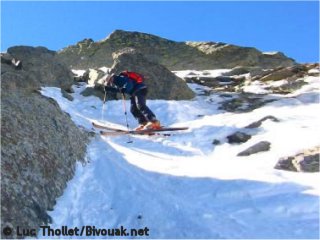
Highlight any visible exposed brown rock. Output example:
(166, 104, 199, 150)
(275, 146, 320, 172)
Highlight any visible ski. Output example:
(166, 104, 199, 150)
(93, 122, 188, 136)
(92, 122, 127, 132)
(99, 131, 172, 137)
(99, 127, 189, 136)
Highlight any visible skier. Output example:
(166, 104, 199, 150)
(104, 71, 161, 130)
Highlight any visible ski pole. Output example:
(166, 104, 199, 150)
(103, 87, 107, 104)
(121, 93, 133, 143)
(101, 84, 109, 121)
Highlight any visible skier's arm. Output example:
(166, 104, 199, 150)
(122, 81, 134, 93)
(104, 86, 119, 93)
(105, 81, 133, 94)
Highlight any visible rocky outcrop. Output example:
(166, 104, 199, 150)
(108, 48, 195, 100)
(1, 46, 89, 239)
(275, 146, 320, 172)
(178, 63, 317, 95)
(237, 141, 271, 156)
(218, 94, 276, 113)
(185, 75, 246, 90)
(245, 116, 280, 129)
(246, 64, 317, 94)
(257, 65, 308, 82)
(221, 66, 264, 77)
(57, 30, 296, 70)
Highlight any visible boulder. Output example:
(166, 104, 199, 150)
(109, 48, 195, 100)
(212, 139, 221, 145)
(275, 146, 320, 172)
(227, 131, 252, 144)
(4, 46, 74, 91)
(237, 141, 271, 156)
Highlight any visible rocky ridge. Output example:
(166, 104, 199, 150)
(57, 30, 295, 70)
(181, 63, 319, 95)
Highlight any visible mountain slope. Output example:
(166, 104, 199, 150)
(38, 69, 319, 238)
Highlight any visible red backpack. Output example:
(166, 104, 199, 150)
(120, 71, 144, 84)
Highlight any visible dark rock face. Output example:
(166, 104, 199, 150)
(56, 30, 296, 70)
(1, 46, 89, 239)
(275, 146, 320, 172)
(237, 141, 271, 156)
(109, 48, 195, 100)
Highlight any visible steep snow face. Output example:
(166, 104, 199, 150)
(39, 71, 319, 239)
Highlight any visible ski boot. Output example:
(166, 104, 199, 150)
(135, 122, 147, 131)
(144, 120, 161, 130)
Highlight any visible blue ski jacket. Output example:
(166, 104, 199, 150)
(105, 75, 146, 95)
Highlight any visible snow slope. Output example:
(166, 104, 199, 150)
(39, 71, 320, 239)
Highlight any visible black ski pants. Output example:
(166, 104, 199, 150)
(130, 88, 156, 124)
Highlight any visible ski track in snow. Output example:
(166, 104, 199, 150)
(39, 72, 320, 239)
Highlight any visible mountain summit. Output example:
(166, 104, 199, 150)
(57, 30, 295, 70)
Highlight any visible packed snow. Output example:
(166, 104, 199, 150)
(263, 51, 279, 55)
(39, 70, 319, 239)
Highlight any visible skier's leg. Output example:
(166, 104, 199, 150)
(135, 89, 160, 129)
(130, 96, 148, 125)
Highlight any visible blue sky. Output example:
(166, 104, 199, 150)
(1, 1, 319, 63)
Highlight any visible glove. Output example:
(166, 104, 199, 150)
(104, 86, 115, 92)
